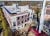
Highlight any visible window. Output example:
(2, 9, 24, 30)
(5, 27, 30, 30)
(22, 16, 23, 18)
(25, 24, 26, 26)
(46, 10, 50, 15)
(44, 20, 50, 27)
(27, 18, 29, 20)
(21, 21, 23, 23)
(17, 17, 20, 20)
(25, 20, 26, 22)
(13, 22, 16, 26)
(25, 15, 27, 17)
(17, 21, 20, 25)
(46, 24, 49, 27)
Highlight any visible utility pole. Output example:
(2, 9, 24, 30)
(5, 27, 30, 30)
(39, 0, 46, 33)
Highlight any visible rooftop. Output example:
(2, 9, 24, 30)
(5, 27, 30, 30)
(2, 4, 30, 14)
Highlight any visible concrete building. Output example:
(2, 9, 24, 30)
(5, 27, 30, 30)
(2, 4, 34, 31)
(43, 5, 50, 35)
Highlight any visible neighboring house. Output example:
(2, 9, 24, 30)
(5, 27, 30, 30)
(2, 4, 34, 31)
(43, 5, 50, 35)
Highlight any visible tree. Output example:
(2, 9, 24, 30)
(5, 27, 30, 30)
(0, 8, 12, 36)
(0, 8, 3, 33)
(34, 7, 41, 30)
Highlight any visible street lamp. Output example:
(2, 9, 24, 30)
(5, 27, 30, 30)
(39, 0, 46, 33)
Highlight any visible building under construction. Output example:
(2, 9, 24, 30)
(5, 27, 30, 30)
(0, 0, 50, 36)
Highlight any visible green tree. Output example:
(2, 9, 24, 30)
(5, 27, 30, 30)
(34, 7, 41, 30)
(0, 8, 12, 36)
